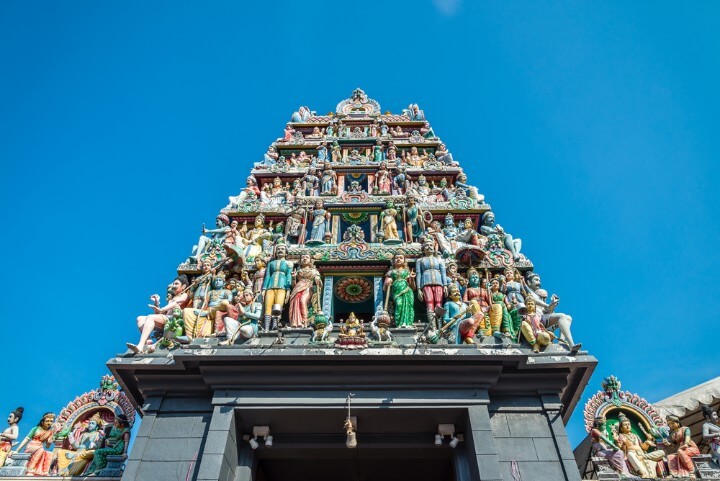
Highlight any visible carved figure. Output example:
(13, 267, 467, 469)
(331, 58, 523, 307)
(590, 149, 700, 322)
(403, 103, 425, 121)
(387, 141, 397, 161)
(374, 162, 392, 195)
(372, 140, 384, 161)
(379, 200, 400, 242)
(480, 212, 522, 261)
(440, 285, 468, 343)
(262, 243, 293, 331)
(16, 412, 55, 476)
(665, 414, 701, 477)
(290, 106, 312, 123)
(285, 208, 305, 244)
(502, 267, 524, 306)
(228, 176, 260, 208)
(416, 241, 448, 329)
(263, 145, 279, 165)
(192, 214, 230, 262)
(702, 405, 720, 465)
(127, 274, 190, 354)
(84, 415, 131, 476)
(434, 143, 456, 165)
(615, 413, 665, 478)
(53, 414, 104, 476)
(590, 416, 631, 476)
(0, 407, 22, 468)
(288, 254, 322, 328)
(405, 195, 425, 242)
(370, 310, 392, 342)
(243, 214, 271, 263)
(488, 277, 516, 339)
(524, 272, 580, 352)
(317, 143, 328, 161)
(222, 288, 262, 345)
(310, 311, 333, 343)
(384, 253, 416, 328)
(309, 200, 331, 244)
(519, 295, 554, 352)
(331, 141, 342, 162)
(283, 124, 294, 141)
(321, 167, 337, 195)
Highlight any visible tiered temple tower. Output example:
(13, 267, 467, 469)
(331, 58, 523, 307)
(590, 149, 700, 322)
(110, 90, 597, 481)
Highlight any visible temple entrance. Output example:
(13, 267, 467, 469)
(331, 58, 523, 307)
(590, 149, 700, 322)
(255, 447, 455, 481)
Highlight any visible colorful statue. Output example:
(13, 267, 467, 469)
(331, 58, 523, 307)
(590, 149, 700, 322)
(53, 414, 104, 476)
(370, 310, 392, 342)
(665, 414, 701, 478)
(384, 253, 415, 328)
(228, 176, 260, 208)
(321, 167, 337, 195)
(488, 277, 516, 339)
(283, 124, 294, 141)
(243, 214, 271, 263)
(331, 140, 342, 162)
(372, 140, 384, 161)
(192, 214, 230, 262)
(183, 272, 233, 338)
(403, 103, 425, 121)
(84, 415, 131, 476)
(524, 272, 580, 352)
(302, 169, 320, 196)
(317, 142, 328, 161)
(615, 412, 665, 478)
(127, 274, 190, 354)
(288, 254, 322, 328)
(374, 162, 392, 195)
(590, 416, 631, 476)
(421, 122, 436, 139)
(16, 412, 55, 476)
(310, 311, 333, 343)
(479, 212, 522, 261)
(519, 295, 554, 353)
(456, 217, 481, 247)
(290, 105, 312, 123)
(308, 200, 331, 244)
(0, 407, 22, 468)
(463, 268, 490, 335)
(379, 200, 400, 242)
(502, 267, 524, 306)
(440, 284, 469, 343)
(434, 143, 456, 165)
(387, 141, 397, 161)
(415, 241, 448, 329)
(284, 208, 305, 244)
(262, 242, 293, 331)
(702, 405, 720, 465)
(263, 145, 279, 165)
(222, 288, 262, 345)
(404, 195, 424, 242)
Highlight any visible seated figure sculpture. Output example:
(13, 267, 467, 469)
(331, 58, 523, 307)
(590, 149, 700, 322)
(523, 272, 581, 352)
(191, 214, 230, 262)
(479, 211, 521, 261)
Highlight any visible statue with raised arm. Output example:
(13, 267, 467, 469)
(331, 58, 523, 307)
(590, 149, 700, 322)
(523, 272, 581, 352)
(480, 211, 522, 261)
(228, 176, 260, 209)
(53, 414, 105, 476)
(590, 416, 631, 477)
(221, 288, 262, 345)
(15, 412, 55, 476)
(191, 214, 230, 262)
(127, 274, 190, 354)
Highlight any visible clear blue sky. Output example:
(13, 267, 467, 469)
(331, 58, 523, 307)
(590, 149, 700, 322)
(1, 0, 719, 447)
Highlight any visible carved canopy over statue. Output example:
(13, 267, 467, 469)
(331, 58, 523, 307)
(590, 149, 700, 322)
(335, 88, 381, 116)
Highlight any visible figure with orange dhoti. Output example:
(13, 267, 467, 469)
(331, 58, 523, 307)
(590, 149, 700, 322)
(415, 241, 448, 330)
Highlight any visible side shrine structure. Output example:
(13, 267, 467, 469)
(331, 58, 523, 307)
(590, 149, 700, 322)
(108, 90, 598, 481)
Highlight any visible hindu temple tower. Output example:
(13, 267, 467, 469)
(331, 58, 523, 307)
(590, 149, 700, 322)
(109, 90, 597, 481)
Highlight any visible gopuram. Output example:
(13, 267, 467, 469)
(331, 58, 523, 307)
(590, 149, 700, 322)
(105, 89, 597, 481)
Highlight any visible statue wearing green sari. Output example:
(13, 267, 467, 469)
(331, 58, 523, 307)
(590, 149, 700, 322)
(384, 253, 416, 328)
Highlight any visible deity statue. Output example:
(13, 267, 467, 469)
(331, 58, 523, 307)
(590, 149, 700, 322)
(404, 146, 427, 167)
(374, 162, 392, 195)
(307, 127, 323, 139)
(523, 272, 580, 352)
(403, 103, 425, 121)
(243, 214, 271, 263)
(412, 174, 432, 202)
(370, 309, 392, 342)
(222, 288, 262, 345)
(127, 274, 190, 354)
(480, 212, 522, 261)
(310, 311, 333, 343)
(440, 284, 469, 343)
(456, 217, 482, 247)
(665, 414, 701, 478)
(53, 414, 104, 476)
(404, 195, 425, 242)
(384, 253, 416, 328)
(283, 124, 294, 141)
(386, 141, 397, 161)
(183, 272, 233, 339)
(391, 125, 408, 138)
(463, 268, 490, 333)
(308, 200, 331, 245)
(369, 121, 378, 138)
(434, 143, 456, 165)
(331, 141, 342, 162)
(288, 254, 322, 328)
(379, 200, 400, 243)
(84, 415, 131, 476)
(590, 416, 631, 477)
(416, 241, 448, 329)
(191, 214, 230, 262)
(372, 140, 384, 162)
(393, 165, 409, 194)
(262, 242, 293, 331)
(502, 267, 524, 306)
(421, 122, 436, 139)
(426, 220, 453, 257)
(263, 177, 293, 206)
(701, 405, 720, 465)
(455, 171, 482, 202)
(302, 169, 320, 196)
(284, 208, 305, 244)
(297, 151, 309, 165)
(615, 413, 666, 478)
(15, 412, 55, 476)
(337, 312, 367, 347)
(446, 260, 467, 296)
(519, 295, 554, 353)
(348, 148, 364, 164)
(0, 407, 22, 468)
(379, 120, 389, 137)
(251, 256, 267, 295)
(228, 176, 260, 209)
(317, 142, 328, 161)
(488, 277, 517, 339)
(290, 105, 312, 123)
(263, 145, 279, 165)
(442, 213, 459, 251)
(321, 167, 337, 195)
(348, 181, 363, 194)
